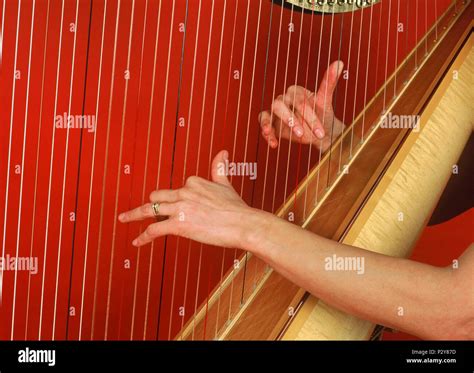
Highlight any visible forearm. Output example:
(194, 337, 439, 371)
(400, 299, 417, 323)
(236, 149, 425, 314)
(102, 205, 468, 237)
(241, 209, 456, 339)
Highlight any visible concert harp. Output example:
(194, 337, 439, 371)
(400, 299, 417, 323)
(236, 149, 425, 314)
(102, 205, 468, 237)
(0, 0, 472, 341)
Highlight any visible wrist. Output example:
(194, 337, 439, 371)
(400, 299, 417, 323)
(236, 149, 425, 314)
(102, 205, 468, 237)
(237, 208, 274, 253)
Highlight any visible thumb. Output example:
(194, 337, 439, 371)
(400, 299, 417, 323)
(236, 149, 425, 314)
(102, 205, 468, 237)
(211, 150, 232, 186)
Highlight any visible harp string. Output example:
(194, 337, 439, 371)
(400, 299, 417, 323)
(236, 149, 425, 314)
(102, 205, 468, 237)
(314, 6, 336, 207)
(142, 1, 164, 340)
(166, 0, 203, 341)
(236, 0, 265, 308)
(224, 0, 252, 332)
(247, 0, 275, 299)
(79, 0, 108, 341)
(282, 3, 306, 206)
(52, 0, 80, 340)
(11, 0, 36, 340)
(104, 0, 136, 340)
(125, 0, 150, 340)
(337, 1, 357, 176)
(349, 4, 364, 157)
(189, 0, 218, 341)
(382, 0, 392, 114)
(302, 7, 326, 217)
(361, 3, 375, 139)
(25, 0, 51, 341)
(393, 0, 401, 99)
(155, 0, 189, 340)
(270, 2, 295, 214)
(325, 11, 345, 189)
(199, 0, 228, 339)
(415, 0, 419, 69)
(213, 0, 239, 341)
(0, 0, 21, 331)
(92, 0, 122, 339)
(38, 0, 65, 340)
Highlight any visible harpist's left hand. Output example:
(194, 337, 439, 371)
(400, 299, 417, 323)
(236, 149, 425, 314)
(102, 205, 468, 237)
(119, 150, 262, 249)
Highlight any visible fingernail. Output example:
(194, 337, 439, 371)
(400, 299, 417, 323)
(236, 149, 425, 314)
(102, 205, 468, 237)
(315, 129, 325, 139)
(118, 213, 125, 222)
(223, 150, 229, 160)
(294, 127, 303, 137)
(132, 239, 138, 247)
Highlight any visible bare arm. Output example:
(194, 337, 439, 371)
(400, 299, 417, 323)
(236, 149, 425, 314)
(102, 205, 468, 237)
(243, 209, 474, 340)
(119, 150, 474, 340)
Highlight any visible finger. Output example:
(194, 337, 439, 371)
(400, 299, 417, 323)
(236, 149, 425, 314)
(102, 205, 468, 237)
(211, 150, 232, 186)
(316, 60, 344, 108)
(287, 85, 313, 98)
(258, 111, 273, 136)
(271, 98, 304, 138)
(132, 219, 177, 247)
(284, 91, 325, 139)
(119, 202, 177, 223)
(262, 126, 278, 148)
(149, 189, 180, 203)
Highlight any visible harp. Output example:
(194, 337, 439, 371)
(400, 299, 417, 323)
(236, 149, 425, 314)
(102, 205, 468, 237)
(0, 0, 472, 341)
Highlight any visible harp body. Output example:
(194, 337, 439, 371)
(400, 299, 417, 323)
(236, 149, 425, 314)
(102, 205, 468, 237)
(0, 0, 471, 341)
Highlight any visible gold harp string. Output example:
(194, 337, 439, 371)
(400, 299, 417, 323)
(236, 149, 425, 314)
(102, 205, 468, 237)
(11, 0, 36, 340)
(91, 0, 122, 339)
(38, 0, 65, 340)
(224, 0, 263, 311)
(282, 2, 306, 206)
(168, 0, 204, 341)
(25, 0, 51, 340)
(325, 12, 346, 189)
(337, 1, 357, 176)
(393, 0, 401, 104)
(270, 2, 296, 214)
(79, 0, 108, 341)
(189, 0, 218, 341)
(104, 0, 137, 340)
(302, 7, 326, 218)
(224, 0, 251, 331)
(361, 2, 375, 138)
(197, 0, 228, 339)
(0, 0, 21, 315)
(313, 5, 336, 207)
(141, 0, 164, 340)
(249, 0, 277, 296)
(213, 0, 240, 341)
(155, 0, 189, 340)
(125, 0, 151, 340)
(348, 3, 365, 152)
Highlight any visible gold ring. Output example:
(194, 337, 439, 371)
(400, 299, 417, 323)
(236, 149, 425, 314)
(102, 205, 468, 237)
(151, 202, 160, 217)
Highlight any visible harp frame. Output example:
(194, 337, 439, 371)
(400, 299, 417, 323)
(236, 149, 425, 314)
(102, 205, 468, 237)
(176, 0, 473, 341)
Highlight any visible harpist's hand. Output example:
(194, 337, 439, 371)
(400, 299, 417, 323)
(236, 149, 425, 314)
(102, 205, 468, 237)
(119, 150, 261, 249)
(259, 60, 345, 153)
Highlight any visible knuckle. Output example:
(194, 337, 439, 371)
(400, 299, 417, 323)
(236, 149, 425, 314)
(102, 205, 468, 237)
(141, 203, 151, 214)
(185, 176, 200, 187)
(146, 225, 156, 236)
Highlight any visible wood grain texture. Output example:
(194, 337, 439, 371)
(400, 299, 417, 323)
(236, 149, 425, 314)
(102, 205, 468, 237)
(283, 35, 474, 340)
